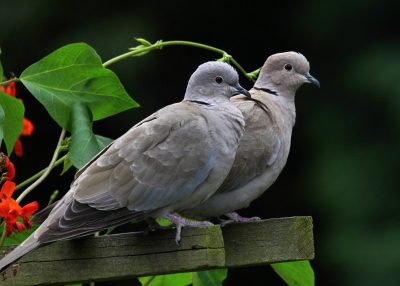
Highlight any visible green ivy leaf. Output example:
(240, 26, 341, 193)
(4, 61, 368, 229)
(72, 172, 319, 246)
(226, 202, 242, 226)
(61, 153, 74, 175)
(20, 43, 139, 130)
(138, 273, 192, 286)
(68, 103, 113, 169)
(0, 91, 25, 154)
(138, 269, 228, 286)
(271, 260, 315, 286)
(192, 269, 227, 286)
(95, 134, 113, 148)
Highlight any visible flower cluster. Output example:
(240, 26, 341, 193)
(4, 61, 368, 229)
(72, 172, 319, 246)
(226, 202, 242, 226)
(0, 79, 34, 157)
(0, 153, 38, 236)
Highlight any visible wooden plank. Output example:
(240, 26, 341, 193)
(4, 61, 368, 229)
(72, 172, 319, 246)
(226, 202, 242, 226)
(0, 226, 225, 285)
(0, 216, 314, 285)
(223, 216, 314, 267)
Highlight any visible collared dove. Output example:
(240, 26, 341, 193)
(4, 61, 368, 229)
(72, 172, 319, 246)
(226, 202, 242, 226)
(0, 61, 251, 272)
(182, 52, 319, 223)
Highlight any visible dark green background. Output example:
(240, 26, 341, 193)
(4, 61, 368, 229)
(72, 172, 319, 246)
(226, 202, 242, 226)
(1, 1, 399, 285)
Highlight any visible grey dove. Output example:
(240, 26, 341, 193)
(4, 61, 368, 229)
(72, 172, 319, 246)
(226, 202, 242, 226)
(182, 52, 319, 222)
(0, 61, 250, 272)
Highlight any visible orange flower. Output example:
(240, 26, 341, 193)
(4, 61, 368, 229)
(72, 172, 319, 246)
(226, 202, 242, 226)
(0, 181, 39, 236)
(0, 153, 15, 181)
(0, 78, 34, 157)
(14, 118, 35, 156)
(21, 118, 34, 136)
(0, 181, 14, 200)
(13, 140, 23, 158)
(0, 80, 16, 97)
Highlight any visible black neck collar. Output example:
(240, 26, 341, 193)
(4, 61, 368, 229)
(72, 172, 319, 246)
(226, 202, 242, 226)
(186, 100, 212, 106)
(253, 86, 279, 96)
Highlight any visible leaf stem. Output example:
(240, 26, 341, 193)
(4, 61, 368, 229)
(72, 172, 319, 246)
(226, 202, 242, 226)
(103, 40, 257, 82)
(103, 41, 223, 67)
(0, 223, 6, 247)
(229, 57, 249, 80)
(15, 155, 67, 192)
(0, 77, 20, 85)
(16, 129, 66, 203)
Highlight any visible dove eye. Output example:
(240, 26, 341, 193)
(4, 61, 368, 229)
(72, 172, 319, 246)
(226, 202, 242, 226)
(284, 64, 293, 71)
(215, 76, 223, 84)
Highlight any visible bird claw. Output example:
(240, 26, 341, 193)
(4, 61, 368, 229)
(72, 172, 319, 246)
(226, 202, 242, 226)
(219, 212, 261, 227)
(166, 213, 213, 246)
(175, 224, 182, 246)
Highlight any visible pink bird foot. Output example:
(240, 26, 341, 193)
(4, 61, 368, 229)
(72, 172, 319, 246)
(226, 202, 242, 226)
(219, 212, 261, 227)
(166, 213, 213, 246)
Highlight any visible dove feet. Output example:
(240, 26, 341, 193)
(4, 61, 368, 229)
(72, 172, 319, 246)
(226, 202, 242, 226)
(219, 212, 261, 227)
(166, 213, 213, 246)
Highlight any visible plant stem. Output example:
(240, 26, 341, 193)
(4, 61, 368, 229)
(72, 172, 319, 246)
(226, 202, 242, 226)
(102, 40, 256, 81)
(0, 223, 6, 247)
(16, 129, 66, 203)
(47, 190, 59, 205)
(103, 41, 223, 67)
(229, 57, 249, 80)
(0, 77, 20, 85)
(15, 155, 67, 192)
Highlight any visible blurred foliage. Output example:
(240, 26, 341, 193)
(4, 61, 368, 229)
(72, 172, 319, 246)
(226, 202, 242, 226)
(272, 261, 314, 286)
(302, 42, 400, 286)
(138, 273, 192, 286)
(138, 269, 227, 286)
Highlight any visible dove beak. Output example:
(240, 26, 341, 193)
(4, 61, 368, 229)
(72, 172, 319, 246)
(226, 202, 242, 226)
(304, 73, 320, 87)
(233, 84, 252, 97)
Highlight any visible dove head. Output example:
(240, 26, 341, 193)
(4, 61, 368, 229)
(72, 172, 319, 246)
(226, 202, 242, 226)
(185, 61, 251, 103)
(254, 52, 319, 98)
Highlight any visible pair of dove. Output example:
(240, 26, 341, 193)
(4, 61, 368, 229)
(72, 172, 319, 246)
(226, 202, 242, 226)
(0, 52, 319, 272)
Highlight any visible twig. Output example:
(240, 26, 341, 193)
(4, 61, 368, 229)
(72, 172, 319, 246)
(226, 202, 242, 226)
(16, 129, 66, 203)
(15, 155, 67, 192)
(0, 78, 20, 86)
(102, 39, 258, 82)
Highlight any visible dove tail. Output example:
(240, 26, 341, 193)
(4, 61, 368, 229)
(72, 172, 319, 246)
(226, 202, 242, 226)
(0, 235, 41, 273)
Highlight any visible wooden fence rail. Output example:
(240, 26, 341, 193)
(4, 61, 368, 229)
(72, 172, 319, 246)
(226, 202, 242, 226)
(0, 216, 314, 285)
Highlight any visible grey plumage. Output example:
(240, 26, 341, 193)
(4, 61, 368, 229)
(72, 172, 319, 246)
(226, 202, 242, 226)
(0, 61, 250, 272)
(182, 52, 319, 220)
